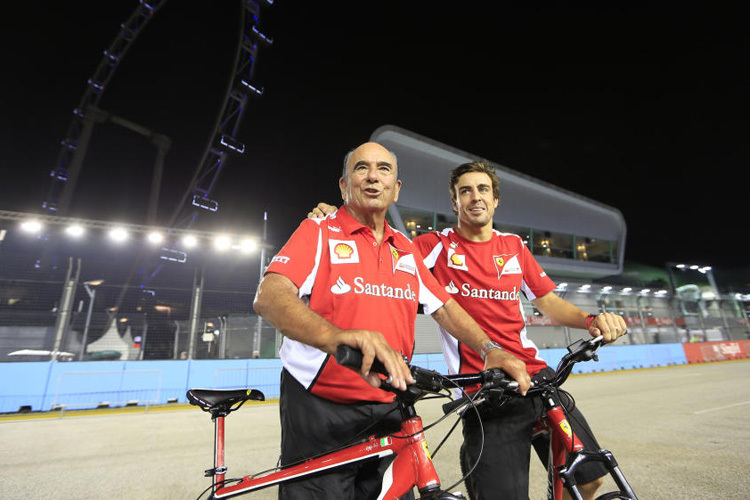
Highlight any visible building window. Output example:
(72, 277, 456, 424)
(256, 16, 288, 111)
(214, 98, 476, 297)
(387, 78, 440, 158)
(395, 205, 617, 265)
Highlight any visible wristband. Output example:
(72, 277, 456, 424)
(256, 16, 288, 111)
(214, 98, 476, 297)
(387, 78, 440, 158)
(480, 340, 503, 361)
(585, 314, 597, 329)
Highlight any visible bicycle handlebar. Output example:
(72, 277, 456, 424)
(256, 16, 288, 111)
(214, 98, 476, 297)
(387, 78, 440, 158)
(440, 336, 606, 414)
(335, 336, 604, 415)
(334, 345, 516, 405)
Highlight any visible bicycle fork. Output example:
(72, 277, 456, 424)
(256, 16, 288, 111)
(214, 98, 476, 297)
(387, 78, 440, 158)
(542, 394, 638, 500)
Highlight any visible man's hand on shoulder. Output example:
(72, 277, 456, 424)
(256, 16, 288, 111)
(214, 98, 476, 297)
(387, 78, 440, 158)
(307, 202, 337, 219)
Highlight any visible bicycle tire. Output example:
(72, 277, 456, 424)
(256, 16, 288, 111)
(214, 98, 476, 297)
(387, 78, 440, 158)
(595, 492, 629, 500)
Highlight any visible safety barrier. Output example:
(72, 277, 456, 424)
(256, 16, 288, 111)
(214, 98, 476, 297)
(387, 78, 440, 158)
(1, 342, 748, 414)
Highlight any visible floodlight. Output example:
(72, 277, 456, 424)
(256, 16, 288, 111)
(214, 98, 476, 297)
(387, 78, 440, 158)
(214, 236, 231, 251)
(65, 225, 85, 237)
(147, 232, 163, 244)
(109, 228, 128, 242)
(239, 239, 258, 253)
(20, 220, 42, 233)
(181, 235, 197, 248)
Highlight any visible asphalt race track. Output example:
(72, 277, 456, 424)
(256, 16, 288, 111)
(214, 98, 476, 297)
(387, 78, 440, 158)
(2, 360, 749, 499)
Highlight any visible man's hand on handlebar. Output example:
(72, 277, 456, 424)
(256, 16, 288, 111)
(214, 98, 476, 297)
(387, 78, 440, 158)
(483, 348, 530, 396)
(333, 329, 414, 391)
(307, 202, 337, 219)
(587, 312, 628, 344)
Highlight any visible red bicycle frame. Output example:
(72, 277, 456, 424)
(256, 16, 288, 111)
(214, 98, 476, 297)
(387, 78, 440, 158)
(207, 412, 441, 499)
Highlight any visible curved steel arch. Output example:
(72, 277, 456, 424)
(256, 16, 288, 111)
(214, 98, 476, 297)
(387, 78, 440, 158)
(42, 0, 273, 231)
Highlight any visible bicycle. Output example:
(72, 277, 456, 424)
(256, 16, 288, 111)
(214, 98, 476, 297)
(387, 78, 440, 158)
(186, 347, 517, 499)
(443, 336, 638, 500)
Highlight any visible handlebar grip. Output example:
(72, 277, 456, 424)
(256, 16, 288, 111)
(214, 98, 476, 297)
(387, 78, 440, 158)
(335, 345, 389, 376)
(442, 396, 470, 415)
(441, 370, 519, 415)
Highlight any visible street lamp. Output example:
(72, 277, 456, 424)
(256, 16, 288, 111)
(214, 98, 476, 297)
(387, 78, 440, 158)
(79, 279, 104, 361)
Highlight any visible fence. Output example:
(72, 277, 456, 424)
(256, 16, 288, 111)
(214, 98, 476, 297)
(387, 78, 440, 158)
(1, 211, 749, 365)
(51, 369, 162, 413)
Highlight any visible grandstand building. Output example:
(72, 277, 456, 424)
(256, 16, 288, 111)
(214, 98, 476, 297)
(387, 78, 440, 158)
(372, 124, 625, 281)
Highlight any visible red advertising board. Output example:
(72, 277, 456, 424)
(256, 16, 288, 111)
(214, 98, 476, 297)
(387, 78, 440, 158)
(682, 340, 750, 363)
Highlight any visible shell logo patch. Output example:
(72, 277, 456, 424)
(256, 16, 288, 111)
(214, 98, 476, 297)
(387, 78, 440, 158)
(335, 243, 354, 258)
(447, 248, 468, 271)
(329, 239, 360, 264)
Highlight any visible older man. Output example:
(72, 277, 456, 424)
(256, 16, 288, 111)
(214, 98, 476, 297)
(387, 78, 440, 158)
(254, 143, 526, 500)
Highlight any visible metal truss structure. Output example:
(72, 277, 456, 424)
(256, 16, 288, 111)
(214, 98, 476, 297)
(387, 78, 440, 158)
(42, 0, 274, 233)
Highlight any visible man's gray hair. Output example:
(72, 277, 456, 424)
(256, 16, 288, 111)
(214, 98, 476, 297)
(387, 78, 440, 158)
(342, 148, 399, 179)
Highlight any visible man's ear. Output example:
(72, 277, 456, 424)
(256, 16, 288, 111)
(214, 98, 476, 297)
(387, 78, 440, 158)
(339, 177, 348, 202)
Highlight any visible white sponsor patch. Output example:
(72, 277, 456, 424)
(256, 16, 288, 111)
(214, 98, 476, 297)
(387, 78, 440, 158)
(447, 248, 469, 271)
(329, 239, 359, 264)
(498, 255, 522, 276)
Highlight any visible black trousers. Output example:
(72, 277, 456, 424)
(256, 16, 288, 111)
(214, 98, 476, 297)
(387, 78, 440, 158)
(460, 367, 607, 500)
(278, 369, 415, 500)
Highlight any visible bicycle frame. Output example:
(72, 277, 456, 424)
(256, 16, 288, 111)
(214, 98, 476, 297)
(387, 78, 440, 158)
(205, 407, 441, 499)
(187, 354, 486, 500)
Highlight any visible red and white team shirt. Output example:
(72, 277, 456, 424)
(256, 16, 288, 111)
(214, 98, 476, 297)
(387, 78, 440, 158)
(265, 206, 451, 404)
(413, 228, 557, 378)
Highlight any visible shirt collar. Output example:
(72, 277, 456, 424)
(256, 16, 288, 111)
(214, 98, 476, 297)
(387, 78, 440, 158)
(336, 205, 396, 243)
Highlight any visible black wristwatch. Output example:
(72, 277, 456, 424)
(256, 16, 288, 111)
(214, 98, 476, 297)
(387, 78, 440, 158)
(480, 340, 503, 361)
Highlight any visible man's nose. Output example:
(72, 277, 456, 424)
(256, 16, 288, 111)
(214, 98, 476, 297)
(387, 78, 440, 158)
(366, 166, 379, 180)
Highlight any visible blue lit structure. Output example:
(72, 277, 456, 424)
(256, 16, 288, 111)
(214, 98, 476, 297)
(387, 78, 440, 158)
(42, 0, 274, 234)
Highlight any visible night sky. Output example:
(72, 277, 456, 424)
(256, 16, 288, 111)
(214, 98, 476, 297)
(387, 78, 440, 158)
(2, 2, 747, 273)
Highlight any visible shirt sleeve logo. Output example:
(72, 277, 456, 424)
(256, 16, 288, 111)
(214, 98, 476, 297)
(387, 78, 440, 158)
(271, 255, 290, 264)
(329, 239, 360, 264)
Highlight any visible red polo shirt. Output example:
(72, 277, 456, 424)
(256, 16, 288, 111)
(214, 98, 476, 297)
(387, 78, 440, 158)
(265, 206, 451, 403)
(414, 228, 557, 377)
